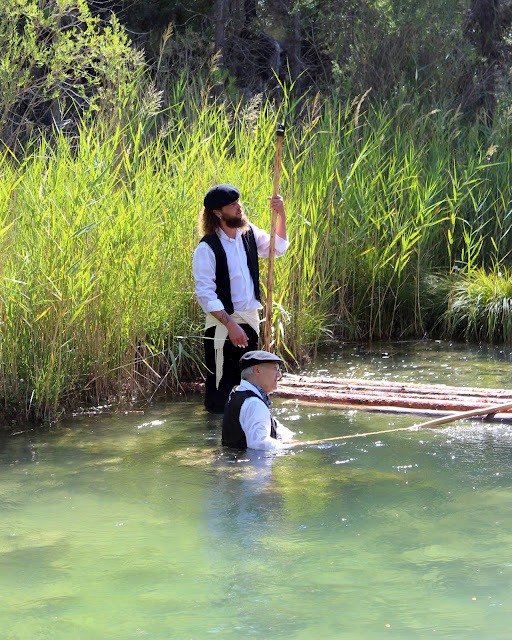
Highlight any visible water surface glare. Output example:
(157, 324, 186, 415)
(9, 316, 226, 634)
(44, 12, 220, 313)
(2, 342, 512, 639)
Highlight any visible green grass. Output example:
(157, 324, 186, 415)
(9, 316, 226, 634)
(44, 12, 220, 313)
(1, 84, 511, 423)
(436, 268, 512, 343)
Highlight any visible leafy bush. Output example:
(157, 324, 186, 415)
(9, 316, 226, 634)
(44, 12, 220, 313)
(0, 0, 143, 147)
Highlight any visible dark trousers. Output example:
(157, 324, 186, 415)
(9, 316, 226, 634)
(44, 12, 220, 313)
(203, 323, 259, 413)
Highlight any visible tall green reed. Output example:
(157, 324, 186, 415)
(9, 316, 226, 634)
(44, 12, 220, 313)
(1, 82, 511, 423)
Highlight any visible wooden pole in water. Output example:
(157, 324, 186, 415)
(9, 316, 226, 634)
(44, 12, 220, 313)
(293, 399, 512, 446)
(410, 399, 512, 429)
(263, 122, 285, 352)
(294, 425, 425, 446)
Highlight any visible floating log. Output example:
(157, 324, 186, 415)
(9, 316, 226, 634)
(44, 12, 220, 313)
(276, 374, 512, 421)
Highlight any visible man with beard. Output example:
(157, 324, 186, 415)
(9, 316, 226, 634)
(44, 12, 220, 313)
(192, 184, 289, 413)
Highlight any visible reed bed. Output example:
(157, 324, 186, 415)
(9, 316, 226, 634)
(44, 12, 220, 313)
(1, 85, 511, 423)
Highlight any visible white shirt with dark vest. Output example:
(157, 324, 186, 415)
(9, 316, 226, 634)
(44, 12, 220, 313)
(227, 380, 295, 450)
(192, 223, 289, 314)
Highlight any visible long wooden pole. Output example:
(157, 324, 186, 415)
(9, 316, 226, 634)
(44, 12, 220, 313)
(293, 399, 512, 446)
(410, 399, 512, 429)
(263, 122, 285, 352)
(295, 425, 428, 446)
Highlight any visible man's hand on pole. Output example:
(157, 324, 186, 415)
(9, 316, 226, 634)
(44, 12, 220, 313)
(268, 194, 285, 215)
(268, 194, 287, 240)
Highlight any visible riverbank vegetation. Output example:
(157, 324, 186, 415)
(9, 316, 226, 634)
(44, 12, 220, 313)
(1, 0, 512, 424)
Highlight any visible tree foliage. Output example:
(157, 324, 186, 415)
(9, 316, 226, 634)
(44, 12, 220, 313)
(0, 0, 143, 147)
(1, 0, 511, 146)
(110, 0, 512, 121)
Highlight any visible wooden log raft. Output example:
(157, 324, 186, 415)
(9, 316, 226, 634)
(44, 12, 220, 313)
(276, 374, 512, 420)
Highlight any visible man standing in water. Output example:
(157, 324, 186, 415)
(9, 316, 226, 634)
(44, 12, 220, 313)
(193, 184, 289, 413)
(222, 350, 297, 450)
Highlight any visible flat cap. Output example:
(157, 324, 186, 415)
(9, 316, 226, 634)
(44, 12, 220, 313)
(239, 350, 284, 371)
(203, 184, 240, 209)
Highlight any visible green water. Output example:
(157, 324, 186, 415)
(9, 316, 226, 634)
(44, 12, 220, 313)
(2, 341, 512, 639)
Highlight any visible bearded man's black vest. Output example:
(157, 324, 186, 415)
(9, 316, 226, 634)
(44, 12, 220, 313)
(222, 389, 278, 448)
(200, 227, 260, 315)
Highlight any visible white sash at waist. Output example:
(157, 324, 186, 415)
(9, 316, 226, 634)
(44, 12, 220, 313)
(205, 310, 260, 389)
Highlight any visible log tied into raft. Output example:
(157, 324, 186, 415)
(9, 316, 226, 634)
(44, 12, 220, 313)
(277, 373, 512, 422)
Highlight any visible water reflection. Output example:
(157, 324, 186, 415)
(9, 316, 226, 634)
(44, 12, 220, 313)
(204, 449, 289, 552)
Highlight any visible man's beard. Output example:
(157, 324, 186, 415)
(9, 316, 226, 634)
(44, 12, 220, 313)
(223, 212, 249, 230)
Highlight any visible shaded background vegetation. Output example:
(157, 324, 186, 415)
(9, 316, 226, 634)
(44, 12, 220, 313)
(4, 0, 512, 143)
(1, 0, 512, 424)
(88, 0, 512, 118)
